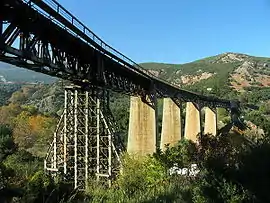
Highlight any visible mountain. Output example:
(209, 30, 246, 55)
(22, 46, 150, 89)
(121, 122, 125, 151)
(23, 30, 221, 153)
(141, 52, 270, 98)
(0, 62, 57, 84)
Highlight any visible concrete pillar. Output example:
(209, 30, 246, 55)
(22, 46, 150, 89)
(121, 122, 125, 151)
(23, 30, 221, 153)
(160, 98, 181, 151)
(204, 107, 217, 135)
(184, 102, 201, 142)
(127, 96, 156, 156)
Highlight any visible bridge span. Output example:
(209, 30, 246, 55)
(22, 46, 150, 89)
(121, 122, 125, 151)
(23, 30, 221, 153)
(1, 0, 238, 190)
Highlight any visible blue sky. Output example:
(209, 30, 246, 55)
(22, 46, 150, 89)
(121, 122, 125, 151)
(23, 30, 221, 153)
(57, 0, 270, 64)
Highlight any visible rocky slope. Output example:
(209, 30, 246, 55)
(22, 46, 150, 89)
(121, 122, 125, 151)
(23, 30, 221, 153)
(141, 52, 270, 92)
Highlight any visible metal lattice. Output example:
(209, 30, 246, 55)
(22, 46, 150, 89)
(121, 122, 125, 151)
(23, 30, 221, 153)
(1, 0, 233, 109)
(44, 86, 122, 190)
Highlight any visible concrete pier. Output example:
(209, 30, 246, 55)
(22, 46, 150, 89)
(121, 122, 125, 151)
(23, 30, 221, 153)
(160, 98, 181, 151)
(184, 102, 201, 142)
(127, 96, 156, 156)
(204, 107, 217, 135)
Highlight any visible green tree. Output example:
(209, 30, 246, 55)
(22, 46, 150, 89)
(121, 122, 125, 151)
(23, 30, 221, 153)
(116, 154, 166, 197)
(154, 139, 197, 169)
(21, 171, 55, 203)
(0, 125, 16, 161)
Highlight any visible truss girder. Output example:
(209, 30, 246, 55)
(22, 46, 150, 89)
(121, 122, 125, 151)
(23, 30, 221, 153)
(0, 0, 233, 109)
(0, 0, 151, 96)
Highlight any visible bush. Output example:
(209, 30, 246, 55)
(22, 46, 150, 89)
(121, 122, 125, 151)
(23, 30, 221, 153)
(0, 125, 16, 161)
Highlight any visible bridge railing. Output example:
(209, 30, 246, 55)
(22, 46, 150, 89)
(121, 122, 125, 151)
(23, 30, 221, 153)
(27, 0, 198, 90)
(21, 0, 231, 107)
(25, 1, 189, 89)
(26, 0, 152, 77)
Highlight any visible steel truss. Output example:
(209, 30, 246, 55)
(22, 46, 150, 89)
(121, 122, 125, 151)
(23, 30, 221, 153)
(44, 86, 122, 190)
(0, 0, 233, 110)
(0, 0, 152, 96)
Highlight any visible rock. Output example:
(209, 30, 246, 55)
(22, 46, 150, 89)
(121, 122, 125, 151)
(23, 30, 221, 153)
(214, 53, 249, 63)
(180, 72, 215, 85)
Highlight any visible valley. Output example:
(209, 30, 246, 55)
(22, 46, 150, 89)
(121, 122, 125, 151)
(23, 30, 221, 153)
(1, 52, 270, 202)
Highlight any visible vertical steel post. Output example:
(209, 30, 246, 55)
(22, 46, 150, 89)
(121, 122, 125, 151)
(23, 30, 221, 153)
(108, 100, 112, 187)
(74, 89, 78, 188)
(19, 33, 24, 51)
(0, 21, 2, 35)
(96, 96, 100, 181)
(63, 89, 67, 175)
(53, 132, 57, 169)
(0, 21, 3, 46)
(85, 91, 89, 189)
(105, 91, 112, 186)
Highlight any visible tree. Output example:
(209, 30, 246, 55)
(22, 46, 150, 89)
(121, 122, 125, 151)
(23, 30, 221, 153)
(0, 104, 22, 126)
(8, 90, 27, 105)
(21, 171, 55, 203)
(154, 139, 197, 169)
(0, 125, 16, 161)
(12, 111, 34, 149)
(116, 154, 166, 197)
(235, 142, 270, 202)
(259, 101, 270, 115)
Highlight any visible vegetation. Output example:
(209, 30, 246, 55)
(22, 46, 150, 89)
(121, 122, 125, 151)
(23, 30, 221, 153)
(2, 53, 270, 202)
(0, 84, 21, 106)
(0, 84, 270, 202)
(82, 132, 270, 203)
(2, 123, 270, 203)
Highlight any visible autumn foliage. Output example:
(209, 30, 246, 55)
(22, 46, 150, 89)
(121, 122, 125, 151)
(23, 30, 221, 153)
(0, 104, 56, 156)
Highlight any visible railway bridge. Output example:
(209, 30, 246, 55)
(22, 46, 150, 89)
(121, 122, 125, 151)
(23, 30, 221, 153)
(1, 0, 237, 190)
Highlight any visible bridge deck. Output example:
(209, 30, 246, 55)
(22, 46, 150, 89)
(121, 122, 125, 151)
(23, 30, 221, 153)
(0, 0, 232, 108)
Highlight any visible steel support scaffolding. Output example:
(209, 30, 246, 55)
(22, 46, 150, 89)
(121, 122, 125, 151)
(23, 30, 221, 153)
(44, 85, 122, 190)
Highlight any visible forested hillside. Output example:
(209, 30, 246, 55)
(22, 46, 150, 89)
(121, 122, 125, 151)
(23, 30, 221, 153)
(1, 53, 270, 202)
(142, 52, 270, 98)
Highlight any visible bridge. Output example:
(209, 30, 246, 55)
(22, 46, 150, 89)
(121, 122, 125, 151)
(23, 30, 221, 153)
(1, 0, 238, 190)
